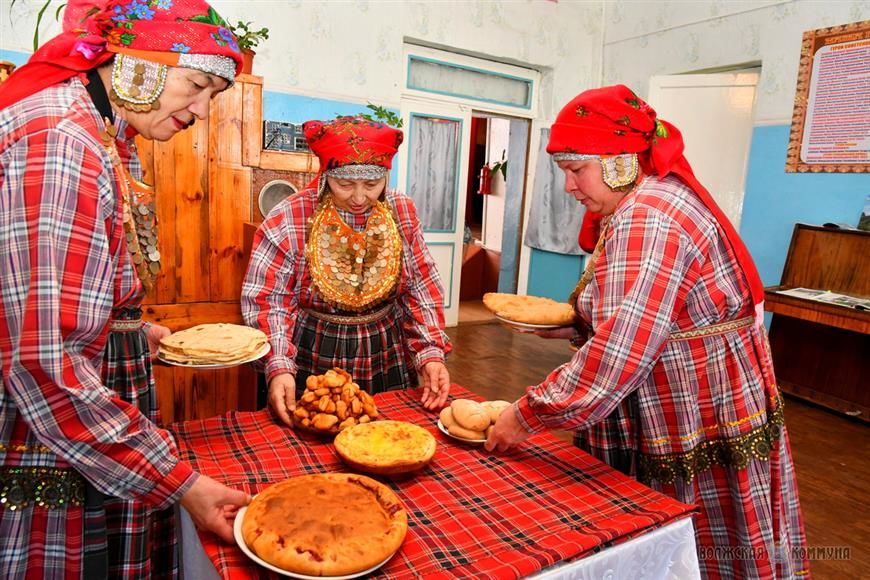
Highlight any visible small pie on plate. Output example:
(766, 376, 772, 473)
(334, 420, 436, 475)
(241, 473, 407, 576)
(482, 292, 576, 326)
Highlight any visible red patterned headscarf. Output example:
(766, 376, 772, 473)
(0, 0, 242, 110)
(548, 84, 764, 307)
(303, 116, 404, 172)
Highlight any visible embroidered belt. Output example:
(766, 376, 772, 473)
(304, 303, 393, 326)
(109, 318, 144, 332)
(669, 315, 754, 341)
(0, 466, 85, 510)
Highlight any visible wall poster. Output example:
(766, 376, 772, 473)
(786, 20, 870, 173)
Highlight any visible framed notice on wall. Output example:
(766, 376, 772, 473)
(786, 20, 870, 173)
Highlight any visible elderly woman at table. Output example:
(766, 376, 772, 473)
(486, 85, 809, 579)
(0, 1, 251, 577)
(242, 116, 452, 426)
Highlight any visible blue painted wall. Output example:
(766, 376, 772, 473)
(1, 49, 29, 66)
(740, 125, 868, 287)
(527, 249, 584, 301)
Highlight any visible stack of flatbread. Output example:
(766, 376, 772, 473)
(482, 292, 576, 326)
(158, 323, 268, 365)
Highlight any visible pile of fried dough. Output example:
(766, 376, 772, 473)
(482, 292, 576, 326)
(293, 368, 378, 435)
(158, 323, 267, 365)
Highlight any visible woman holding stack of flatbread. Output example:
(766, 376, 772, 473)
(485, 85, 809, 579)
(0, 1, 252, 577)
(242, 116, 452, 426)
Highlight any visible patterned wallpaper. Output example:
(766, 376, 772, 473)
(603, 0, 870, 122)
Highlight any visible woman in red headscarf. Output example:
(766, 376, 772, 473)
(242, 116, 452, 426)
(0, 1, 250, 578)
(486, 86, 809, 579)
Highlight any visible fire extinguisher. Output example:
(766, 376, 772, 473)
(478, 165, 492, 195)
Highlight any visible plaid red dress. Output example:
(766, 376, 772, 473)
(516, 176, 810, 579)
(242, 188, 451, 393)
(0, 78, 195, 579)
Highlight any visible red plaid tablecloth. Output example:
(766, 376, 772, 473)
(170, 386, 695, 579)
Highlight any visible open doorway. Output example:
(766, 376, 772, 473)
(458, 114, 529, 325)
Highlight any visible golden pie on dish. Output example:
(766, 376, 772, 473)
(334, 420, 436, 475)
(241, 473, 407, 577)
(482, 292, 576, 326)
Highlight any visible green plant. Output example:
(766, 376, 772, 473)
(10, 0, 66, 51)
(490, 150, 508, 180)
(358, 103, 403, 128)
(228, 20, 269, 52)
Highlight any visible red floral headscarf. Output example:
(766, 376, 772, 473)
(548, 85, 764, 307)
(303, 116, 404, 172)
(0, 0, 242, 110)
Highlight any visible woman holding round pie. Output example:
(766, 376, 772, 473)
(485, 85, 809, 579)
(0, 1, 252, 577)
(242, 116, 452, 426)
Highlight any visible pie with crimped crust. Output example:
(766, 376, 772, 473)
(334, 420, 436, 475)
(241, 473, 407, 576)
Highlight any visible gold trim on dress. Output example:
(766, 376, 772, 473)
(670, 316, 754, 341)
(306, 197, 402, 311)
(0, 466, 85, 510)
(638, 395, 785, 485)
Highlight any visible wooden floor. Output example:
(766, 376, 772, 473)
(445, 321, 869, 578)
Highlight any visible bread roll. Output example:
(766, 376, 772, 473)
(450, 399, 490, 431)
(439, 406, 455, 428)
(481, 400, 511, 423)
(448, 422, 485, 440)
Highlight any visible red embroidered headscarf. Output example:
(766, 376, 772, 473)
(304, 116, 404, 172)
(548, 84, 764, 307)
(0, 0, 242, 110)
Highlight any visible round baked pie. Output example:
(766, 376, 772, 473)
(241, 473, 407, 576)
(334, 420, 436, 475)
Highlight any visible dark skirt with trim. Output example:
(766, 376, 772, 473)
(292, 302, 416, 397)
(82, 306, 178, 580)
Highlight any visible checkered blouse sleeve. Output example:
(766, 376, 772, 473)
(0, 128, 194, 507)
(241, 208, 302, 381)
(391, 193, 452, 369)
(516, 201, 700, 433)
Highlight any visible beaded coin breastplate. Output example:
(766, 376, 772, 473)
(306, 197, 402, 311)
(100, 125, 161, 291)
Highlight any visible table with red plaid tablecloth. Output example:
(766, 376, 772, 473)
(170, 386, 696, 579)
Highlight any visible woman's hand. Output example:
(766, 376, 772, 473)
(533, 326, 577, 339)
(268, 373, 296, 427)
(180, 474, 250, 544)
(484, 404, 532, 453)
(420, 361, 450, 410)
(144, 323, 171, 360)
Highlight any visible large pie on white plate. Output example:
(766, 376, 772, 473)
(482, 292, 576, 326)
(241, 473, 407, 576)
(334, 420, 436, 475)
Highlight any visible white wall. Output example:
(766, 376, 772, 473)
(1, 1, 605, 121)
(603, 0, 870, 122)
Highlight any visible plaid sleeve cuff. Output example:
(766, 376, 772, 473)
(140, 460, 198, 510)
(414, 347, 445, 371)
(515, 395, 549, 434)
(266, 354, 297, 382)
